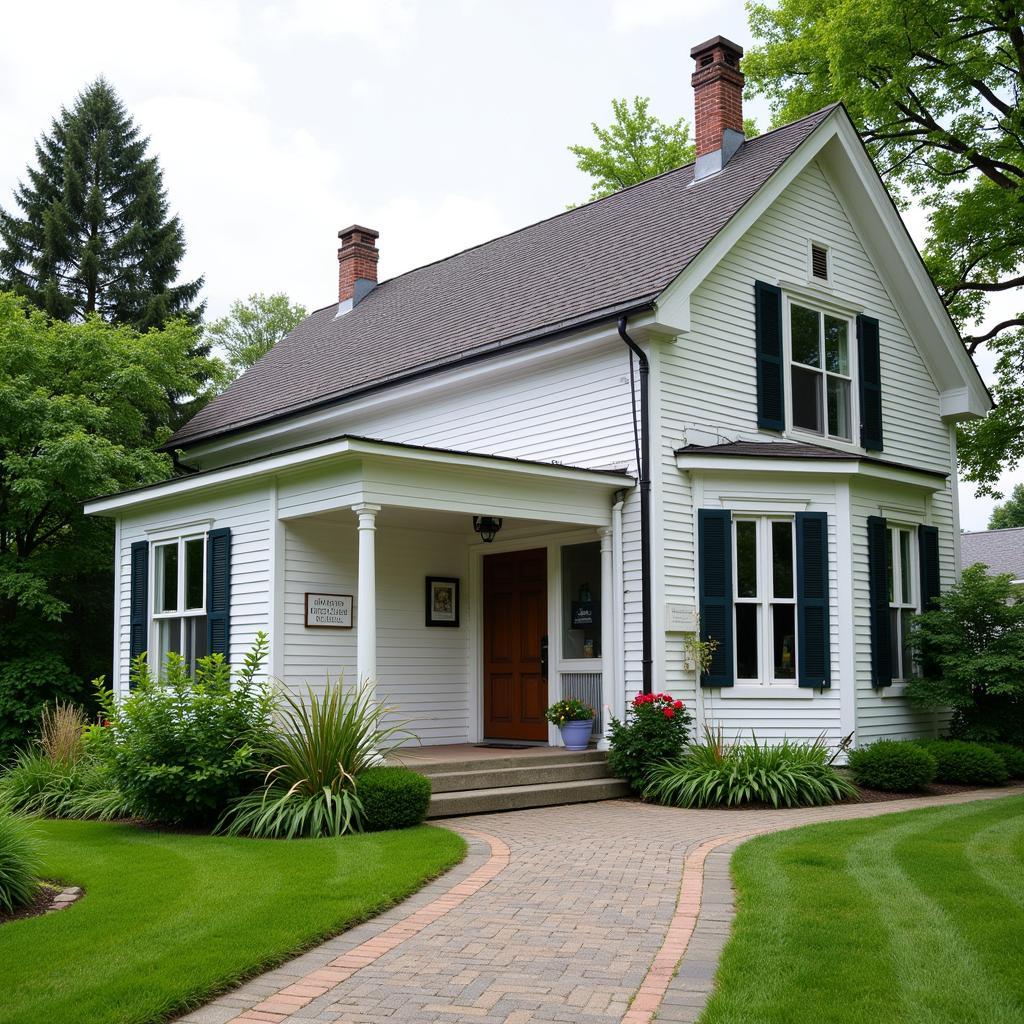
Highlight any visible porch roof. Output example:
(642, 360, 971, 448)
(84, 435, 634, 519)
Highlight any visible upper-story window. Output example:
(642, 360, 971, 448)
(153, 534, 208, 673)
(887, 525, 918, 681)
(789, 302, 854, 442)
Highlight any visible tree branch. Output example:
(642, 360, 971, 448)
(964, 317, 1024, 351)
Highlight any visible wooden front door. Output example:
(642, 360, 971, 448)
(483, 548, 548, 741)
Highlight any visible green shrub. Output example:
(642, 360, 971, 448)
(915, 739, 1009, 785)
(358, 767, 431, 831)
(906, 565, 1024, 745)
(645, 728, 857, 808)
(847, 740, 937, 791)
(0, 808, 40, 912)
(982, 742, 1024, 779)
(108, 634, 274, 827)
(608, 692, 693, 791)
(219, 682, 411, 838)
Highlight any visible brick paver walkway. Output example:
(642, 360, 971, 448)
(178, 786, 1023, 1024)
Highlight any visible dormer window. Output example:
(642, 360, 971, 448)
(789, 303, 853, 441)
(810, 243, 830, 282)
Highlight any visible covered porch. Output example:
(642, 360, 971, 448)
(271, 437, 633, 749)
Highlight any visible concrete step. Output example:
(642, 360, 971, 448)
(426, 759, 613, 794)
(427, 777, 631, 818)
(401, 748, 606, 776)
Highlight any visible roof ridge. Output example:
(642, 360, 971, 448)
(964, 526, 1024, 534)
(360, 102, 842, 297)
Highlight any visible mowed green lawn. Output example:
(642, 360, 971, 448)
(0, 819, 465, 1024)
(700, 795, 1024, 1024)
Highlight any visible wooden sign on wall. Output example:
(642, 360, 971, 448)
(305, 593, 353, 629)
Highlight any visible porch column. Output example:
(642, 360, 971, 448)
(353, 503, 381, 689)
(599, 526, 617, 750)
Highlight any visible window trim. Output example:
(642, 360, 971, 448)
(783, 294, 861, 449)
(731, 514, 799, 687)
(887, 523, 919, 683)
(149, 532, 208, 675)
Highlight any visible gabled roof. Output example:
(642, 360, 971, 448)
(169, 106, 838, 449)
(961, 528, 1024, 582)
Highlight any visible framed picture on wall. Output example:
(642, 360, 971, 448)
(425, 576, 460, 627)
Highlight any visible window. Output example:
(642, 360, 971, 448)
(152, 535, 207, 674)
(789, 303, 853, 441)
(810, 243, 830, 281)
(561, 542, 601, 659)
(888, 526, 917, 681)
(733, 517, 797, 684)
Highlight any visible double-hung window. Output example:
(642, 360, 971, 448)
(887, 526, 917, 681)
(152, 535, 208, 673)
(733, 516, 797, 684)
(789, 303, 854, 442)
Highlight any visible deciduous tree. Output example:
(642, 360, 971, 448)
(206, 293, 307, 375)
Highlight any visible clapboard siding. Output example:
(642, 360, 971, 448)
(282, 518, 471, 745)
(657, 160, 957, 744)
(115, 484, 272, 695)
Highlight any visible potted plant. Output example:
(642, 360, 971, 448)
(545, 698, 595, 751)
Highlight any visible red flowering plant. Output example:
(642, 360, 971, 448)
(607, 692, 693, 792)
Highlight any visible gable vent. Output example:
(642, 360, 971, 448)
(811, 244, 829, 281)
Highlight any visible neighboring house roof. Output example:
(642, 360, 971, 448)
(961, 528, 1024, 582)
(169, 105, 838, 450)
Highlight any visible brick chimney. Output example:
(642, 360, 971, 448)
(337, 224, 379, 310)
(691, 35, 745, 180)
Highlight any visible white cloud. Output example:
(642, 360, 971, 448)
(609, 0, 708, 31)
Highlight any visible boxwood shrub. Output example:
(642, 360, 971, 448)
(915, 739, 1009, 786)
(358, 767, 431, 831)
(846, 740, 937, 791)
(982, 742, 1024, 780)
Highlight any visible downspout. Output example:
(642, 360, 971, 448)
(617, 316, 653, 694)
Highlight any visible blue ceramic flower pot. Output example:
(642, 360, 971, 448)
(559, 718, 593, 752)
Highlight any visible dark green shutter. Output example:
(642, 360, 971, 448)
(867, 515, 892, 687)
(917, 525, 941, 677)
(857, 314, 884, 451)
(128, 541, 149, 680)
(698, 509, 734, 687)
(206, 528, 231, 659)
(796, 512, 831, 688)
(755, 281, 785, 431)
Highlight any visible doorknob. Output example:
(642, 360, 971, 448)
(540, 634, 549, 679)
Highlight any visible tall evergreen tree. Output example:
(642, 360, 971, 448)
(0, 78, 204, 331)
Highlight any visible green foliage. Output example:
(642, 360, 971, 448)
(982, 742, 1024, 779)
(0, 291, 225, 753)
(905, 564, 1024, 743)
(915, 739, 1008, 785)
(544, 698, 594, 725)
(357, 766, 431, 832)
(987, 484, 1024, 530)
(0, 78, 203, 330)
(0, 807, 40, 912)
(206, 292, 307, 375)
(846, 740, 937, 792)
(109, 634, 275, 826)
(607, 692, 693, 791)
(568, 96, 756, 203)
(744, 1, 1024, 493)
(219, 681, 411, 838)
(645, 728, 856, 808)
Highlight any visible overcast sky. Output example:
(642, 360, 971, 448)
(1, 0, 1018, 529)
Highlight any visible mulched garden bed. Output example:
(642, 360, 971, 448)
(0, 883, 59, 926)
(845, 781, 993, 803)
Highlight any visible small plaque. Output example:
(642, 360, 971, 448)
(305, 593, 353, 629)
(665, 602, 697, 633)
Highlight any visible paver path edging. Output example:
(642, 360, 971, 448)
(178, 785, 1024, 1024)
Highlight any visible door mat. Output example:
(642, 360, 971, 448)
(474, 742, 532, 749)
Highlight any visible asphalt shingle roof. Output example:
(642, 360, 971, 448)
(170, 105, 838, 449)
(675, 440, 860, 460)
(961, 528, 1024, 581)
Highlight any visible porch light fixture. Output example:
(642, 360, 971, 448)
(473, 515, 503, 543)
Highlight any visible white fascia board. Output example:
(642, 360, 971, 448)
(675, 453, 947, 493)
(653, 108, 991, 418)
(182, 318, 631, 467)
(85, 436, 634, 517)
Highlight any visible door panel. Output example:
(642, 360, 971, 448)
(483, 548, 548, 741)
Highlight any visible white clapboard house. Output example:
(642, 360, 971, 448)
(87, 35, 989, 756)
